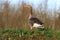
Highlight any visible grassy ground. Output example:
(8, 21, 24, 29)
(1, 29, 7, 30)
(0, 28, 60, 40)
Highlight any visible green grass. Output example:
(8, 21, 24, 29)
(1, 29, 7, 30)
(0, 28, 60, 40)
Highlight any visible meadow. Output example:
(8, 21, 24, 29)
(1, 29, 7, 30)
(0, 0, 60, 40)
(0, 28, 60, 40)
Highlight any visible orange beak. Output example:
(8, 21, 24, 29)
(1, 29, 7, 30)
(24, 5, 31, 9)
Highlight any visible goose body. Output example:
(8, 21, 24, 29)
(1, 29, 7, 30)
(29, 17, 44, 29)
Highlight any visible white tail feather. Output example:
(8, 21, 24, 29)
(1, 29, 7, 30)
(33, 23, 44, 28)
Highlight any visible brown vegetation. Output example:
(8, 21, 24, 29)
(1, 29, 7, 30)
(0, 0, 60, 30)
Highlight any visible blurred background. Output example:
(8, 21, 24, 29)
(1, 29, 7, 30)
(0, 0, 60, 30)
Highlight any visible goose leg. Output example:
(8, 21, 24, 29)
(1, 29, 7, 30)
(30, 27, 33, 29)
